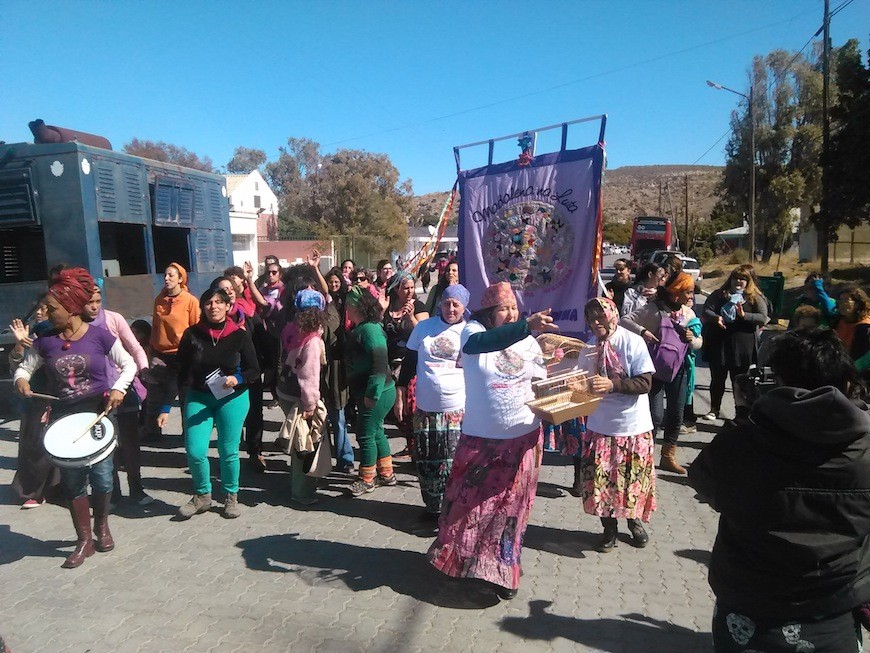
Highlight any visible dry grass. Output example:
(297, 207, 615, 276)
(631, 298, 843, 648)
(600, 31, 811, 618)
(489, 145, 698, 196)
(701, 252, 870, 290)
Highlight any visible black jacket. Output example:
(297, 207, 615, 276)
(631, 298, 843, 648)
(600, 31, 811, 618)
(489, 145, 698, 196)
(689, 385, 870, 620)
(176, 323, 260, 395)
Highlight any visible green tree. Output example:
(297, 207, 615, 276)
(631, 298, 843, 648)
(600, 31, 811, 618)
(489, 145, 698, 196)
(226, 146, 267, 174)
(123, 138, 214, 172)
(721, 49, 824, 259)
(602, 220, 631, 245)
(825, 39, 870, 235)
(265, 138, 411, 255)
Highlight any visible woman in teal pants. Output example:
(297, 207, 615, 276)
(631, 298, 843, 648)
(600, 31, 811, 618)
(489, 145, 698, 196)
(344, 287, 396, 496)
(162, 287, 260, 519)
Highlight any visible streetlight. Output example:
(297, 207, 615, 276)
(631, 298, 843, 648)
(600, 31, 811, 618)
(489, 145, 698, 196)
(707, 79, 755, 259)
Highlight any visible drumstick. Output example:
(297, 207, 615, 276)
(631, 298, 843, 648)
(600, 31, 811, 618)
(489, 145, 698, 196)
(72, 410, 109, 444)
(29, 392, 60, 401)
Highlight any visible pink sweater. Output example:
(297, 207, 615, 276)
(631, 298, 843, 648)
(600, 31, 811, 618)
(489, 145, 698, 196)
(285, 337, 323, 412)
(104, 310, 149, 399)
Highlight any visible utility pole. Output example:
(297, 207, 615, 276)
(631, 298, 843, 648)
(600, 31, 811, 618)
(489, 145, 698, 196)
(820, 0, 831, 272)
(684, 174, 690, 253)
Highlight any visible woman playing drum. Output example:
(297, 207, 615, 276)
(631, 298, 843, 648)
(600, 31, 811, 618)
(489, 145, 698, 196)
(13, 268, 136, 568)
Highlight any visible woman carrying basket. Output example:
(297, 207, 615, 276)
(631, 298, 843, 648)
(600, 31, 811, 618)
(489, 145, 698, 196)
(575, 297, 657, 552)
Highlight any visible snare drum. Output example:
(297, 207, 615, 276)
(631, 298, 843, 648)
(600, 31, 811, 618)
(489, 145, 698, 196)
(43, 412, 117, 468)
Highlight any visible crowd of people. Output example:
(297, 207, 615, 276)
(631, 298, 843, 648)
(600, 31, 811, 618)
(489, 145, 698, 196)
(7, 250, 870, 650)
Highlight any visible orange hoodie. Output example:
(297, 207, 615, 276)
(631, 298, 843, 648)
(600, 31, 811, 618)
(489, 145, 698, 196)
(150, 262, 201, 354)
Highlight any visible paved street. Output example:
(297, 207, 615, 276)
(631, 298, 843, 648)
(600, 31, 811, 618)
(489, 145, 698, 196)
(0, 363, 732, 653)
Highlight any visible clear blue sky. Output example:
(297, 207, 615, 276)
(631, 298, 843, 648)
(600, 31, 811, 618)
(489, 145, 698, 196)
(1, 0, 866, 194)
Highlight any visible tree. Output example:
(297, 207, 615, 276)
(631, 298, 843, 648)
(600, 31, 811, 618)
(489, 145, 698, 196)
(123, 138, 214, 172)
(602, 220, 631, 245)
(266, 137, 411, 255)
(825, 39, 870, 235)
(721, 49, 824, 259)
(226, 146, 267, 174)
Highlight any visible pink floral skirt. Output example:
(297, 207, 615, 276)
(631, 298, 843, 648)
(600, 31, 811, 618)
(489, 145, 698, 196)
(580, 429, 657, 522)
(428, 428, 542, 590)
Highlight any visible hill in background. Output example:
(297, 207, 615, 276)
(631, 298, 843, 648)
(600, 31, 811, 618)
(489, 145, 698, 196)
(409, 164, 724, 227)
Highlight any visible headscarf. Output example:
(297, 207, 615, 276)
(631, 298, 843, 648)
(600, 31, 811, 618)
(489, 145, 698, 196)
(584, 297, 625, 380)
(441, 283, 471, 319)
(345, 285, 365, 308)
(168, 262, 188, 290)
(49, 267, 95, 314)
(295, 288, 325, 312)
(480, 281, 516, 310)
(665, 272, 694, 294)
(387, 270, 415, 294)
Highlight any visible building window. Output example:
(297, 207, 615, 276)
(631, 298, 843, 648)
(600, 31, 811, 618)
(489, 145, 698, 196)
(254, 181, 259, 191)
(232, 234, 250, 251)
(254, 195, 261, 209)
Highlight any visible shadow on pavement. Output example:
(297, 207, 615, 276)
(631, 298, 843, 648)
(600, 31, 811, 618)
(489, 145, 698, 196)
(0, 525, 68, 565)
(536, 481, 566, 499)
(236, 532, 500, 609)
(523, 524, 593, 559)
(301, 496, 441, 538)
(500, 600, 710, 650)
(675, 548, 711, 568)
(656, 473, 691, 487)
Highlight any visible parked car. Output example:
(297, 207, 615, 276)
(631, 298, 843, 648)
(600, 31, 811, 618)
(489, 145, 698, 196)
(648, 250, 703, 284)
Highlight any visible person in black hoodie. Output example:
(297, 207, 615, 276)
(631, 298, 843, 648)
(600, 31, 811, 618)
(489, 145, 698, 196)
(163, 288, 260, 521)
(689, 328, 870, 653)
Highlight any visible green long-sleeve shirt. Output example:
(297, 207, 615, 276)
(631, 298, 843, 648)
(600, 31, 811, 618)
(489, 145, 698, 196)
(345, 321, 394, 402)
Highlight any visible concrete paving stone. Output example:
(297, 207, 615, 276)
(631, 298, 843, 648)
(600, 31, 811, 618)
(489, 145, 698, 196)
(0, 365, 731, 651)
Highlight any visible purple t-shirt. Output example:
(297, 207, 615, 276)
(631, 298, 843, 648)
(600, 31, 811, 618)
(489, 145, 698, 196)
(34, 325, 118, 403)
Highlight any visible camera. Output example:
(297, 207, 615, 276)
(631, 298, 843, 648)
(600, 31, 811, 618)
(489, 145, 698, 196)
(733, 365, 777, 416)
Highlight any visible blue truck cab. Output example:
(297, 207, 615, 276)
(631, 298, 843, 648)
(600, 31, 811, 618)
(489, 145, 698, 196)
(0, 136, 232, 374)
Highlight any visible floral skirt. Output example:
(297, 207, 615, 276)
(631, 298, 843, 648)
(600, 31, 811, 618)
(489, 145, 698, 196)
(411, 408, 463, 514)
(580, 429, 657, 522)
(428, 428, 542, 590)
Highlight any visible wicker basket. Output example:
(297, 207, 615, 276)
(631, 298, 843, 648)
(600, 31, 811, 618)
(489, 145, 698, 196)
(526, 369, 601, 423)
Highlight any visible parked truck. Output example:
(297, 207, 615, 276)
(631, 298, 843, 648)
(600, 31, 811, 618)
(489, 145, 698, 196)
(0, 120, 232, 374)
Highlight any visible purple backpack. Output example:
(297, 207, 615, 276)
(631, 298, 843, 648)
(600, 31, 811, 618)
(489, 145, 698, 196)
(648, 315, 689, 382)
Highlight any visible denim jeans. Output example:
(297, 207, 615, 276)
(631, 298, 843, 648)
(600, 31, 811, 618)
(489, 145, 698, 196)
(328, 407, 353, 467)
(61, 456, 114, 499)
(649, 362, 689, 446)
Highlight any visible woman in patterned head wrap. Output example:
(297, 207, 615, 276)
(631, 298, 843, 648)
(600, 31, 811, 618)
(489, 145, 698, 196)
(13, 267, 137, 568)
(428, 282, 558, 600)
(575, 297, 657, 552)
(396, 283, 470, 524)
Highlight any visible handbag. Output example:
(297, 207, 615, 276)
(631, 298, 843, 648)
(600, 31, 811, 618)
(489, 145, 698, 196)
(648, 315, 690, 382)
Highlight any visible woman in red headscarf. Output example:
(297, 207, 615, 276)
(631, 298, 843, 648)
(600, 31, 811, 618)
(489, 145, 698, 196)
(13, 268, 136, 568)
(428, 282, 557, 600)
(620, 272, 702, 475)
(143, 262, 201, 441)
(576, 297, 657, 552)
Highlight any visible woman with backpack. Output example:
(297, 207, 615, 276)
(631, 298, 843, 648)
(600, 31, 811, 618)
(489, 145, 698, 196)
(620, 272, 701, 475)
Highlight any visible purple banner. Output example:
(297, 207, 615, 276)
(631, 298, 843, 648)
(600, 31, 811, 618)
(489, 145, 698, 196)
(457, 144, 605, 336)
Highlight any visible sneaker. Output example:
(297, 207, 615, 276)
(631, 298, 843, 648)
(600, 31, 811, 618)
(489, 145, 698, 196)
(177, 493, 212, 519)
(349, 478, 376, 497)
(700, 411, 719, 422)
(679, 424, 697, 435)
(223, 493, 241, 519)
(21, 498, 45, 509)
(130, 490, 155, 506)
(376, 473, 397, 487)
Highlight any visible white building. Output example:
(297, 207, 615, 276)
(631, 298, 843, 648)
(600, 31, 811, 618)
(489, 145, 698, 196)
(224, 170, 279, 267)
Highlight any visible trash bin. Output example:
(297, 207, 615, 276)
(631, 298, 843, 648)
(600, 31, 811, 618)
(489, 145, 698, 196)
(757, 273, 785, 320)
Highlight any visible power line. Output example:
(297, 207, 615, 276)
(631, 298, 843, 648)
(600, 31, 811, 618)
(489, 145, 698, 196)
(324, 7, 820, 147)
(692, 129, 731, 165)
(830, 0, 857, 18)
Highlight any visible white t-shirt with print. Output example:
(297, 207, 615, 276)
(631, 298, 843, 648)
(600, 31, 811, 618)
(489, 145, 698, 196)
(406, 316, 465, 413)
(575, 326, 655, 437)
(460, 321, 546, 440)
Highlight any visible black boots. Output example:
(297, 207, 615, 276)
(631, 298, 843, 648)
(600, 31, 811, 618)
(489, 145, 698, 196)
(627, 519, 649, 548)
(62, 496, 95, 568)
(596, 517, 618, 553)
(568, 458, 583, 497)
